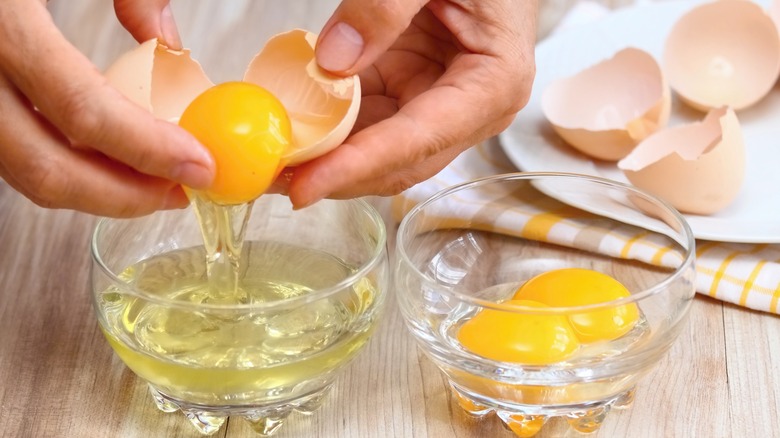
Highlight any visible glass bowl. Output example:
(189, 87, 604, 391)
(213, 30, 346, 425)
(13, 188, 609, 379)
(91, 195, 388, 435)
(394, 172, 695, 437)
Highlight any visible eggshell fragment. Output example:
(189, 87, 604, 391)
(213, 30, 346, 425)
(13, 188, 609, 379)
(243, 29, 361, 165)
(105, 39, 213, 122)
(541, 47, 670, 161)
(617, 107, 745, 215)
(663, 0, 780, 111)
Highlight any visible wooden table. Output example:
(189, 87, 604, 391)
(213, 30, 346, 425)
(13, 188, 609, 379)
(1, 1, 778, 437)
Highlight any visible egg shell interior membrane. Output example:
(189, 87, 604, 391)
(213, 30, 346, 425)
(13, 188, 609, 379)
(151, 47, 214, 122)
(618, 107, 746, 215)
(243, 30, 356, 160)
(542, 47, 666, 131)
(663, 0, 780, 111)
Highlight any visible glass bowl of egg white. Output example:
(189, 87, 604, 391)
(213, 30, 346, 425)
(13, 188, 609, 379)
(91, 194, 389, 436)
(395, 172, 695, 437)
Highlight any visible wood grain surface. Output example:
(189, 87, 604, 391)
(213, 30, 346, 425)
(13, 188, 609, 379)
(1, 1, 778, 437)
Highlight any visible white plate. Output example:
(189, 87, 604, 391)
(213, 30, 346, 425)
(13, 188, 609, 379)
(499, 0, 780, 243)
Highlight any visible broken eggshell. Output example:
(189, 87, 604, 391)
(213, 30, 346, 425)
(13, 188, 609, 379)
(663, 0, 780, 111)
(104, 40, 213, 123)
(104, 30, 361, 166)
(244, 30, 361, 166)
(617, 107, 745, 215)
(541, 47, 671, 161)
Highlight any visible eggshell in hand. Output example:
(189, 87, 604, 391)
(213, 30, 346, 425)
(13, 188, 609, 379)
(106, 31, 361, 168)
(104, 39, 214, 122)
(243, 29, 361, 166)
(617, 107, 745, 215)
(541, 47, 671, 161)
(663, 0, 780, 111)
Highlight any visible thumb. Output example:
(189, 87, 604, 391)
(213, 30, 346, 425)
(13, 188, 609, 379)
(315, 0, 427, 75)
(113, 0, 182, 50)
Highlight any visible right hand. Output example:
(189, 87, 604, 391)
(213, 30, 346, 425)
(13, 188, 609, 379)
(0, 0, 215, 217)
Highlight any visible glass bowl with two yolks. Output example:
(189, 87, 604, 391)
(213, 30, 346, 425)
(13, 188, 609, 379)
(395, 172, 696, 437)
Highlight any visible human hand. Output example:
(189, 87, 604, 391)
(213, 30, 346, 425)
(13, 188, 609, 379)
(114, 0, 537, 209)
(290, 0, 538, 208)
(0, 0, 214, 217)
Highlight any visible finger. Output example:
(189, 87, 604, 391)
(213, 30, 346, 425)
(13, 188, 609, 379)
(320, 141, 466, 199)
(287, 67, 521, 208)
(288, 110, 515, 207)
(295, 0, 537, 207)
(269, 93, 400, 198)
(427, 0, 538, 60)
(316, 0, 428, 74)
(0, 74, 188, 217)
(113, 0, 182, 49)
(0, 1, 214, 190)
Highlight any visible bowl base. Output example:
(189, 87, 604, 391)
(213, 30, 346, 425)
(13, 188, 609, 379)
(450, 383, 636, 437)
(148, 384, 333, 436)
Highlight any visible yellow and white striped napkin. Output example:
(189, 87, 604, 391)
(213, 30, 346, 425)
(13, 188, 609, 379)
(393, 142, 780, 315)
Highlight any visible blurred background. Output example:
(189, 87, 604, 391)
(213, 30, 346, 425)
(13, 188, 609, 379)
(49, 0, 640, 82)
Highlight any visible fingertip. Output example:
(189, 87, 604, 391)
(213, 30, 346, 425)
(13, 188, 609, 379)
(287, 164, 330, 210)
(156, 120, 216, 188)
(159, 5, 182, 50)
(316, 0, 424, 74)
(266, 168, 295, 196)
(287, 182, 314, 211)
(169, 161, 213, 190)
(316, 22, 364, 73)
(162, 185, 190, 210)
(291, 192, 325, 211)
(187, 135, 216, 172)
(114, 0, 180, 49)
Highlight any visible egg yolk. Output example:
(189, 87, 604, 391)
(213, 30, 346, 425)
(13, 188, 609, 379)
(178, 81, 292, 205)
(513, 268, 639, 343)
(457, 300, 580, 365)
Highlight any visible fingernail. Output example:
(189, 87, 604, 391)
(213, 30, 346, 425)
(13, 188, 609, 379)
(170, 162, 213, 189)
(160, 5, 182, 50)
(267, 168, 294, 195)
(162, 187, 190, 210)
(293, 194, 325, 211)
(316, 22, 364, 72)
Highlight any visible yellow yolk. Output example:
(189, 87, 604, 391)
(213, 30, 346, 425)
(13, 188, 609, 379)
(513, 268, 639, 343)
(457, 300, 580, 365)
(179, 81, 292, 205)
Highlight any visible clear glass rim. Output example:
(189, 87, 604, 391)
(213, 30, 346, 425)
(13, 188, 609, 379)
(396, 171, 696, 314)
(91, 197, 388, 311)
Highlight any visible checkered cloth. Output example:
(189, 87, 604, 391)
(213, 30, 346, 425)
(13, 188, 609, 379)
(393, 142, 780, 314)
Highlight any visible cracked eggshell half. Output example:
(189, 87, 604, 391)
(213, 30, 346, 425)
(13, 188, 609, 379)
(541, 47, 671, 161)
(243, 29, 361, 166)
(663, 0, 780, 111)
(104, 39, 214, 123)
(617, 107, 745, 215)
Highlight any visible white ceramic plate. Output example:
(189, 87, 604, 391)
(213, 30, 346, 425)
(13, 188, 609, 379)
(499, 0, 780, 243)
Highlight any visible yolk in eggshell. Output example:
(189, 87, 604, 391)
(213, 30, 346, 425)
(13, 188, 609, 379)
(178, 81, 292, 205)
